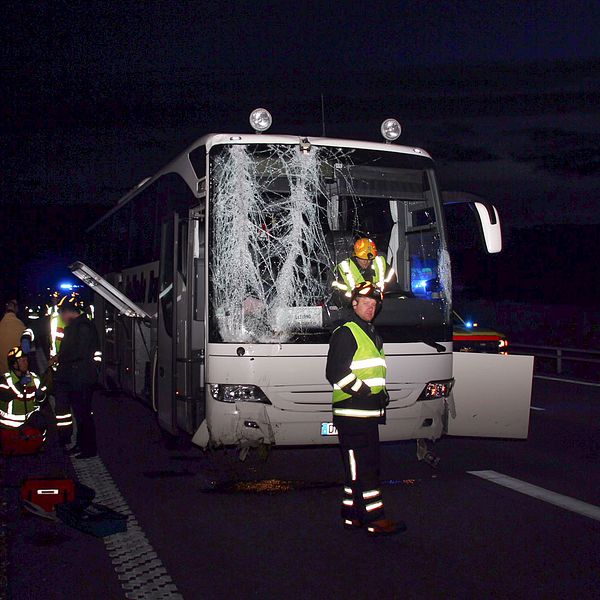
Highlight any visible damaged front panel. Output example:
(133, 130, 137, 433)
(202, 141, 453, 450)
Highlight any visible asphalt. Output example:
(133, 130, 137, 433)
(3, 378, 599, 600)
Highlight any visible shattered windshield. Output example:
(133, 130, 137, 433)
(208, 143, 451, 344)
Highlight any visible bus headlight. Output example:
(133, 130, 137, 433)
(210, 384, 271, 404)
(249, 108, 272, 133)
(418, 379, 454, 401)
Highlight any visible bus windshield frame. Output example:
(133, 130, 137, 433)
(207, 142, 452, 345)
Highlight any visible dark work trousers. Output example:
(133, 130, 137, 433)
(336, 418, 385, 523)
(70, 386, 97, 455)
(53, 383, 75, 446)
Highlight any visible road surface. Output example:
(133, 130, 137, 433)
(3, 378, 599, 599)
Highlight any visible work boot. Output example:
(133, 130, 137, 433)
(366, 519, 407, 537)
(343, 519, 362, 531)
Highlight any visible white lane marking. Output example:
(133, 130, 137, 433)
(534, 375, 600, 388)
(71, 456, 183, 599)
(468, 470, 600, 522)
(530, 406, 546, 411)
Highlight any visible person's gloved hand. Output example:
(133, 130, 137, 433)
(34, 389, 46, 404)
(370, 390, 390, 408)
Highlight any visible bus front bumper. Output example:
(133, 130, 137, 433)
(192, 397, 446, 448)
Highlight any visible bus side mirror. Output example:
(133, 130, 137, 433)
(442, 192, 503, 255)
(473, 202, 502, 254)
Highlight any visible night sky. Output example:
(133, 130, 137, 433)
(1, 1, 599, 298)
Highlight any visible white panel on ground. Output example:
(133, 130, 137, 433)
(447, 352, 534, 439)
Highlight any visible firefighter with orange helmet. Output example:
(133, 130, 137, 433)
(332, 238, 396, 299)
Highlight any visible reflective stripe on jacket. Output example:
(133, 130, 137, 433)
(332, 321, 386, 417)
(0, 371, 43, 428)
(335, 256, 387, 296)
(50, 310, 65, 357)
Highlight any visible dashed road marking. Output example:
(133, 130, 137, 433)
(468, 470, 600, 522)
(530, 406, 546, 411)
(71, 456, 183, 599)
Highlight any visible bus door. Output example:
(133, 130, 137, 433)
(157, 215, 178, 434)
(446, 352, 534, 438)
(157, 211, 204, 435)
(68, 261, 151, 393)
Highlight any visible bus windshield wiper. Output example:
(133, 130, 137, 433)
(421, 340, 446, 353)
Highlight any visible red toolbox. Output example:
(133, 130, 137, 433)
(0, 426, 44, 456)
(20, 478, 76, 513)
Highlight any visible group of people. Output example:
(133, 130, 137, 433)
(2, 236, 402, 535)
(0, 293, 101, 459)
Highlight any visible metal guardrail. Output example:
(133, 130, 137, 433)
(510, 343, 600, 377)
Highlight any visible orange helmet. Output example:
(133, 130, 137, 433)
(7, 346, 25, 371)
(353, 238, 377, 260)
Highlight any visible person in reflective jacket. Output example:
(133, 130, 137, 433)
(51, 295, 100, 458)
(48, 291, 70, 359)
(326, 281, 406, 536)
(331, 238, 396, 299)
(0, 347, 47, 436)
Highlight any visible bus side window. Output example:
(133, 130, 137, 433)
(111, 206, 130, 271)
(129, 190, 158, 267)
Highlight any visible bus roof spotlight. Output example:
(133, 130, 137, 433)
(249, 108, 272, 133)
(380, 118, 401, 143)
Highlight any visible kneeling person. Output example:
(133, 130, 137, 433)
(0, 346, 47, 438)
(326, 282, 405, 536)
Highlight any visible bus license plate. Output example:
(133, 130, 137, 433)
(321, 422, 338, 436)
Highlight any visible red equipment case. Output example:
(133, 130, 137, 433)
(20, 478, 76, 513)
(0, 426, 44, 456)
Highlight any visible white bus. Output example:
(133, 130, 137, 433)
(72, 110, 533, 451)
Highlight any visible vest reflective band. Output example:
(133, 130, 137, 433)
(50, 312, 65, 357)
(0, 371, 41, 427)
(332, 321, 386, 407)
(336, 256, 387, 294)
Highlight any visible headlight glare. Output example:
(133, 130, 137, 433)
(418, 379, 454, 401)
(210, 384, 271, 404)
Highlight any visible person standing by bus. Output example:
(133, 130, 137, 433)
(51, 295, 100, 458)
(331, 238, 396, 299)
(48, 291, 67, 359)
(326, 281, 405, 536)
